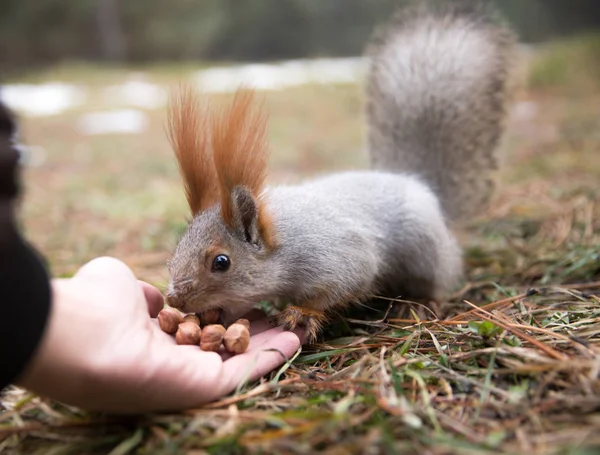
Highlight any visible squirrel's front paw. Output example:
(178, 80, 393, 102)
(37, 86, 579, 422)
(278, 306, 326, 343)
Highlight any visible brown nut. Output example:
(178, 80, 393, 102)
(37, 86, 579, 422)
(200, 324, 226, 352)
(198, 308, 220, 325)
(234, 318, 251, 330)
(175, 322, 202, 345)
(224, 323, 250, 354)
(158, 307, 183, 334)
(183, 313, 201, 326)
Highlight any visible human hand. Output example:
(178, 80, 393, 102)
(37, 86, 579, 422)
(17, 257, 303, 413)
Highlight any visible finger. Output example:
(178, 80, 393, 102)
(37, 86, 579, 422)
(251, 325, 307, 350)
(73, 257, 137, 290)
(218, 330, 301, 395)
(219, 325, 284, 361)
(244, 324, 307, 354)
(71, 257, 151, 314)
(248, 317, 309, 342)
(219, 324, 305, 361)
(140, 281, 164, 317)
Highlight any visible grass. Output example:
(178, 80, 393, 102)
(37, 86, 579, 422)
(527, 32, 600, 96)
(1, 35, 600, 454)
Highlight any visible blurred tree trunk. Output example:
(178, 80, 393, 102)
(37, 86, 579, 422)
(96, 0, 127, 61)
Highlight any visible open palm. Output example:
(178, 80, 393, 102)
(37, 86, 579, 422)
(18, 257, 302, 413)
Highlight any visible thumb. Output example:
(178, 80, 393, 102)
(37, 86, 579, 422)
(73, 257, 138, 290)
(71, 257, 142, 302)
(73, 256, 136, 283)
(73, 257, 164, 317)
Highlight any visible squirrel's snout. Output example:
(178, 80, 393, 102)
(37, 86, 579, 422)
(164, 281, 202, 313)
(164, 288, 185, 310)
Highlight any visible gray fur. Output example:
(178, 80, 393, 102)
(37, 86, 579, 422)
(266, 172, 463, 305)
(166, 1, 516, 323)
(365, 0, 516, 220)
(168, 171, 462, 319)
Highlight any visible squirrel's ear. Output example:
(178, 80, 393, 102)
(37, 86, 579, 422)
(230, 185, 262, 246)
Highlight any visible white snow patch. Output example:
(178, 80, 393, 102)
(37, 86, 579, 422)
(0, 57, 370, 120)
(78, 109, 149, 136)
(194, 57, 369, 93)
(1, 83, 86, 117)
(102, 75, 167, 109)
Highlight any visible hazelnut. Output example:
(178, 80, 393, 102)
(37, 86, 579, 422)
(200, 324, 226, 352)
(234, 318, 251, 330)
(198, 308, 220, 325)
(158, 307, 183, 334)
(224, 323, 250, 354)
(175, 322, 202, 345)
(183, 313, 200, 326)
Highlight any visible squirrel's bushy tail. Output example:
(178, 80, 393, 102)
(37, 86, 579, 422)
(365, 0, 517, 221)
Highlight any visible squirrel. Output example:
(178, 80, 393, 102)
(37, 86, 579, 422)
(163, 0, 517, 342)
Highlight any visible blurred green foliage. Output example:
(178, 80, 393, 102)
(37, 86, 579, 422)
(528, 32, 600, 94)
(1, 0, 599, 74)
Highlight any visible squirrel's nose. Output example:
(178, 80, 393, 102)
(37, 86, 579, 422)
(165, 289, 184, 310)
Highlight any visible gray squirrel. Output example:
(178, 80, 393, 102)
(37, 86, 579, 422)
(164, 0, 517, 341)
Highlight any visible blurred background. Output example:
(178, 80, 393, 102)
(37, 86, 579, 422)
(1, 0, 600, 69)
(1, 0, 599, 288)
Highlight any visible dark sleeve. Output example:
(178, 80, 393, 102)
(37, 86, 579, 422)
(0, 97, 52, 390)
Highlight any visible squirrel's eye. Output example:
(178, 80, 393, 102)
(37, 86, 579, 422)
(211, 254, 231, 272)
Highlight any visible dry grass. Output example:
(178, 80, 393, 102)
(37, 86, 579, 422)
(1, 38, 600, 454)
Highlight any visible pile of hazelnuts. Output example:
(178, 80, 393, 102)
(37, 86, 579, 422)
(157, 307, 250, 354)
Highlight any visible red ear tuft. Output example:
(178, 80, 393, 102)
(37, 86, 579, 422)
(166, 84, 220, 214)
(166, 85, 277, 249)
(211, 88, 276, 249)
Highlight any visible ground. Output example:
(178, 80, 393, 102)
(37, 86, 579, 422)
(1, 36, 599, 454)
